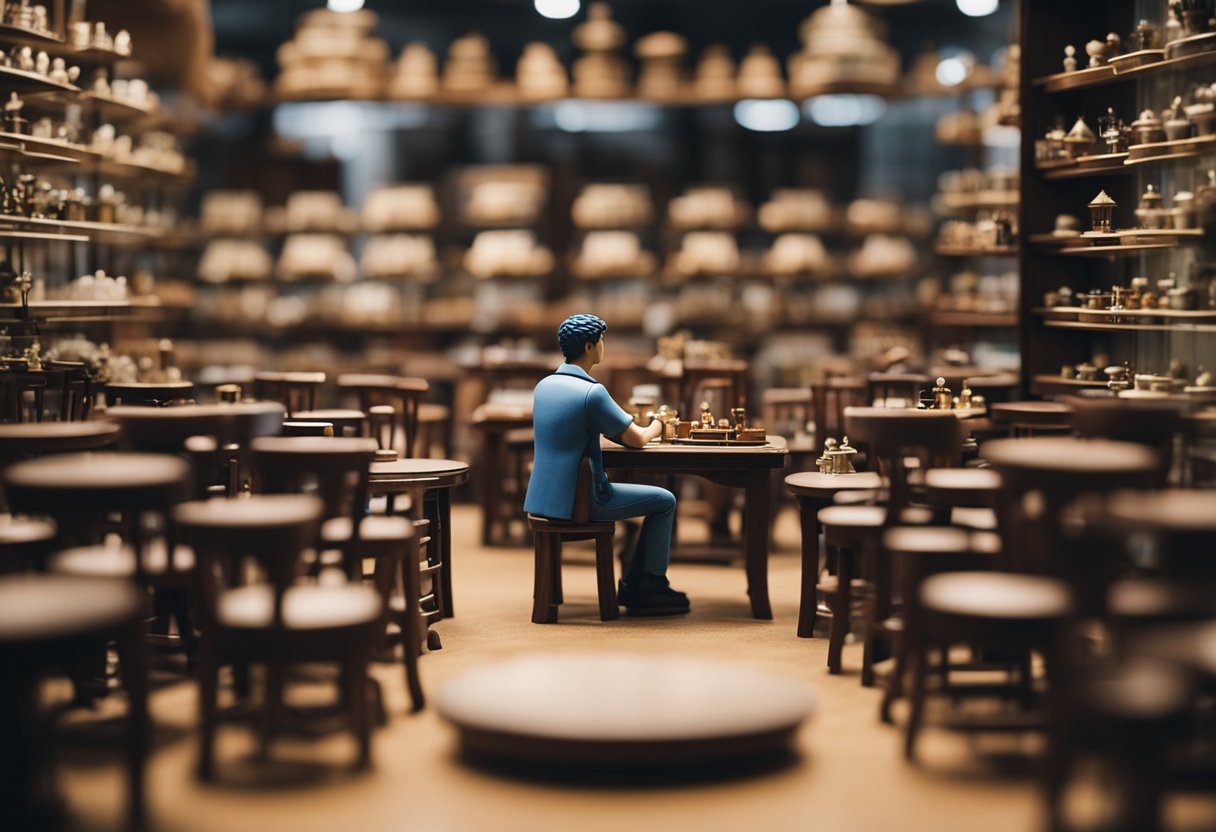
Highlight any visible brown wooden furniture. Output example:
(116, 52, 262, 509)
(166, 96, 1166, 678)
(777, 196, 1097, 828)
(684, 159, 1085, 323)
(338, 373, 429, 457)
(600, 436, 789, 619)
(175, 494, 382, 777)
(0, 421, 120, 471)
(471, 402, 533, 546)
(816, 408, 961, 682)
(810, 377, 866, 442)
(528, 515, 617, 624)
(285, 408, 366, 437)
(0, 573, 147, 829)
(1068, 397, 1184, 478)
(253, 370, 326, 415)
(250, 437, 426, 710)
(785, 470, 883, 638)
(989, 401, 1073, 437)
(680, 358, 749, 417)
(866, 372, 931, 409)
(104, 381, 196, 407)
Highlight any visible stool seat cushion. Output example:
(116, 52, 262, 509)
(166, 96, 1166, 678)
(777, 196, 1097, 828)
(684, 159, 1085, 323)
(322, 515, 414, 543)
(921, 572, 1071, 620)
(0, 574, 142, 643)
(951, 507, 998, 531)
(49, 540, 195, 578)
(785, 471, 882, 498)
(218, 584, 381, 631)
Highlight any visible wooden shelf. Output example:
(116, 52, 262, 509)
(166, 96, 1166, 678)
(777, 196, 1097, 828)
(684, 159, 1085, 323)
(0, 64, 80, 95)
(935, 191, 1020, 211)
(1041, 319, 1216, 334)
(928, 310, 1018, 328)
(1030, 374, 1108, 396)
(1033, 47, 1216, 94)
(0, 24, 64, 52)
(0, 214, 159, 245)
(0, 131, 98, 164)
(0, 299, 140, 322)
(1033, 230, 1203, 257)
(1035, 306, 1216, 322)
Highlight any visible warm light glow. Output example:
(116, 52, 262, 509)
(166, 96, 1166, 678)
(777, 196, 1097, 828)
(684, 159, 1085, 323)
(957, 0, 998, 16)
(545, 101, 662, 132)
(935, 56, 970, 87)
(803, 95, 886, 127)
(733, 99, 800, 132)
(327, 0, 365, 12)
(535, 0, 580, 19)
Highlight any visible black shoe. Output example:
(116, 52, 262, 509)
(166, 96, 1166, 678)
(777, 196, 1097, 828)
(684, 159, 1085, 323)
(619, 575, 687, 600)
(618, 575, 690, 616)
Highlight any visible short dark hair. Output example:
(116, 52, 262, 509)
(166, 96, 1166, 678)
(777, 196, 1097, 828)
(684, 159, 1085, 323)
(557, 314, 606, 362)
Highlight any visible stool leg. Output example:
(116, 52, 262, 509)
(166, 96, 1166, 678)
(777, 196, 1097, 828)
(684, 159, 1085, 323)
(531, 534, 555, 624)
(344, 653, 372, 769)
(595, 531, 619, 621)
(551, 538, 563, 606)
(116, 620, 148, 829)
(904, 637, 929, 761)
(401, 538, 425, 711)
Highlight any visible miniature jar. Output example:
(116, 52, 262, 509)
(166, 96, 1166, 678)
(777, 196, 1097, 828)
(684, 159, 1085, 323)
(1135, 185, 1164, 229)
(1130, 109, 1165, 145)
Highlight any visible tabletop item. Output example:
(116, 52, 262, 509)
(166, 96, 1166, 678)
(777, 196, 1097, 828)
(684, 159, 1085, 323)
(815, 436, 857, 474)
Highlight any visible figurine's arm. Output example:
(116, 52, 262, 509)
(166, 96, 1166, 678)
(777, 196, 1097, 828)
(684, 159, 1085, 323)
(613, 419, 661, 448)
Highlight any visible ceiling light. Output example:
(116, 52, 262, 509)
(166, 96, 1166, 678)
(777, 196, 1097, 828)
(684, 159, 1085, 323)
(734, 99, 800, 132)
(803, 95, 886, 127)
(535, 0, 580, 20)
(956, 0, 999, 17)
(327, 0, 365, 12)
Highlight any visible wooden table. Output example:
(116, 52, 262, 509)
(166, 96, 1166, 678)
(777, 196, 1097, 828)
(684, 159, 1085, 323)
(470, 403, 532, 546)
(600, 436, 789, 619)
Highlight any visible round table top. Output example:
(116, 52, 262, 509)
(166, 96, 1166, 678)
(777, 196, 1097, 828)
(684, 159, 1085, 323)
(1100, 489, 1216, 533)
(0, 421, 120, 450)
(251, 436, 377, 455)
(107, 402, 285, 421)
(0, 573, 142, 644)
(370, 457, 470, 478)
(174, 494, 323, 529)
(982, 437, 1159, 475)
(105, 381, 194, 391)
(436, 652, 814, 751)
(6, 452, 189, 491)
(337, 373, 428, 393)
(990, 401, 1073, 424)
(921, 571, 1072, 620)
(290, 409, 365, 422)
(785, 471, 882, 497)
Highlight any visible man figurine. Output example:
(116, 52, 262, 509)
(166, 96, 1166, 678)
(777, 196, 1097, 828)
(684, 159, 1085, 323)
(524, 313, 689, 615)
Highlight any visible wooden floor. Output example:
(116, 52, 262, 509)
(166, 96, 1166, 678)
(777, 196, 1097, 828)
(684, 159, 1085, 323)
(54, 504, 1215, 832)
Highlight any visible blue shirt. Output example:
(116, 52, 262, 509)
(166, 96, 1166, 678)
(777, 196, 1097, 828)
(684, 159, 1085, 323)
(523, 363, 634, 520)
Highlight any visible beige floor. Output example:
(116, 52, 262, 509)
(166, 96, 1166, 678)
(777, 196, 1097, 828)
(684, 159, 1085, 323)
(55, 504, 1213, 832)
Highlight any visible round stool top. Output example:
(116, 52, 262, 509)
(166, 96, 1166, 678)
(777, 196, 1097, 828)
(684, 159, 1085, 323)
(921, 571, 1072, 620)
(1134, 621, 1216, 679)
(785, 471, 882, 497)
(436, 652, 814, 757)
(174, 494, 323, 530)
(1078, 658, 1193, 721)
(923, 468, 1001, 492)
(883, 526, 1001, 556)
(290, 409, 365, 423)
(251, 436, 377, 455)
(370, 457, 469, 478)
(105, 381, 194, 392)
(337, 373, 427, 393)
(0, 517, 56, 545)
(983, 437, 1158, 475)
(0, 421, 120, 454)
(1101, 489, 1216, 534)
(990, 401, 1073, 425)
(256, 370, 325, 384)
(6, 452, 189, 492)
(0, 573, 142, 644)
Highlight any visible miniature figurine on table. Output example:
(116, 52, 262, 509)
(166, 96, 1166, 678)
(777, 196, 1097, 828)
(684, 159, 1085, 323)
(524, 313, 689, 616)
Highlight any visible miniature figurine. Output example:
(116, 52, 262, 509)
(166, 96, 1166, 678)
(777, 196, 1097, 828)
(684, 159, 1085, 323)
(33, 49, 47, 76)
(958, 379, 973, 409)
(932, 377, 952, 410)
(1135, 184, 1164, 229)
(1099, 107, 1129, 153)
(1130, 109, 1165, 145)
(47, 57, 78, 86)
(114, 29, 132, 57)
(1105, 32, 1122, 56)
(1085, 39, 1107, 68)
(31, 5, 47, 34)
(1089, 190, 1117, 232)
(1063, 45, 1077, 72)
(70, 21, 91, 50)
(15, 46, 33, 72)
(92, 22, 112, 52)
(4, 92, 26, 135)
(1163, 96, 1191, 140)
(1165, 2, 1184, 44)
(523, 313, 688, 616)
(700, 400, 713, 428)
(1130, 19, 1161, 51)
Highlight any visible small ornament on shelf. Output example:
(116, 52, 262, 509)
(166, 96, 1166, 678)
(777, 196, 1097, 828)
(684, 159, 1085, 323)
(1088, 190, 1116, 233)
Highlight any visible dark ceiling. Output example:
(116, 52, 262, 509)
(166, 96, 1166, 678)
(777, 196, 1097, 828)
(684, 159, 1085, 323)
(210, 0, 1015, 81)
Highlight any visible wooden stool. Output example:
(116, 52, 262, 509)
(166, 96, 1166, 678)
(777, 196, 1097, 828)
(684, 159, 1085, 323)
(174, 494, 382, 777)
(989, 401, 1073, 438)
(418, 402, 453, 458)
(527, 515, 618, 624)
(0, 516, 56, 571)
(0, 421, 120, 471)
(0, 573, 147, 829)
(785, 470, 882, 638)
(867, 372, 931, 409)
(337, 374, 429, 456)
(287, 408, 366, 437)
(906, 571, 1072, 760)
(1068, 397, 1183, 478)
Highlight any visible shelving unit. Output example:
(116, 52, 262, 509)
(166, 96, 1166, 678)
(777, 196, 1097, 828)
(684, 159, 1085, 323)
(1019, 0, 1216, 395)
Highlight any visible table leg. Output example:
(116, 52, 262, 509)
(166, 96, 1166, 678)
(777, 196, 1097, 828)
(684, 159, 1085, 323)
(744, 478, 773, 620)
(480, 431, 502, 546)
(437, 488, 454, 618)
(796, 496, 820, 638)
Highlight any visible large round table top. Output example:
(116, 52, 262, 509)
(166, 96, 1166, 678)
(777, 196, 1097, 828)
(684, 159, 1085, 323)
(436, 652, 815, 767)
(0, 573, 142, 644)
(0, 421, 120, 452)
(6, 451, 189, 491)
(369, 457, 470, 479)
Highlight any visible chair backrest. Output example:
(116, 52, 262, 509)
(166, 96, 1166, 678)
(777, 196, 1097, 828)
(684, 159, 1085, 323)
(866, 372, 931, 409)
(843, 407, 962, 518)
(251, 436, 377, 527)
(174, 494, 323, 632)
(254, 371, 326, 416)
(1068, 397, 1183, 477)
(337, 374, 429, 457)
(811, 377, 865, 442)
(682, 359, 749, 419)
(571, 456, 593, 524)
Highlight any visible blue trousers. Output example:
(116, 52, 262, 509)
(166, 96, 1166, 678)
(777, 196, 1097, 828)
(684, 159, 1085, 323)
(589, 483, 676, 577)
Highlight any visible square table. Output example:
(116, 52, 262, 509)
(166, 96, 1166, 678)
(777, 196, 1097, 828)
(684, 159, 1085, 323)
(600, 436, 789, 619)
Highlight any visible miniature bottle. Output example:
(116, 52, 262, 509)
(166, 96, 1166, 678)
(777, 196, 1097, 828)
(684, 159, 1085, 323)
(932, 377, 952, 410)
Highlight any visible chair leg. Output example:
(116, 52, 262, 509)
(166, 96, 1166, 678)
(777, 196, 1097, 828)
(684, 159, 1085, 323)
(796, 497, 820, 639)
(904, 638, 929, 762)
(595, 531, 619, 621)
(531, 533, 554, 624)
(345, 655, 372, 769)
(115, 621, 148, 830)
(196, 641, 219, 781)
(880, 630, 907, 725)
(826, 545, 851, 674)
(551, 537, 563, 606)
(261, 662, 284, 760)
